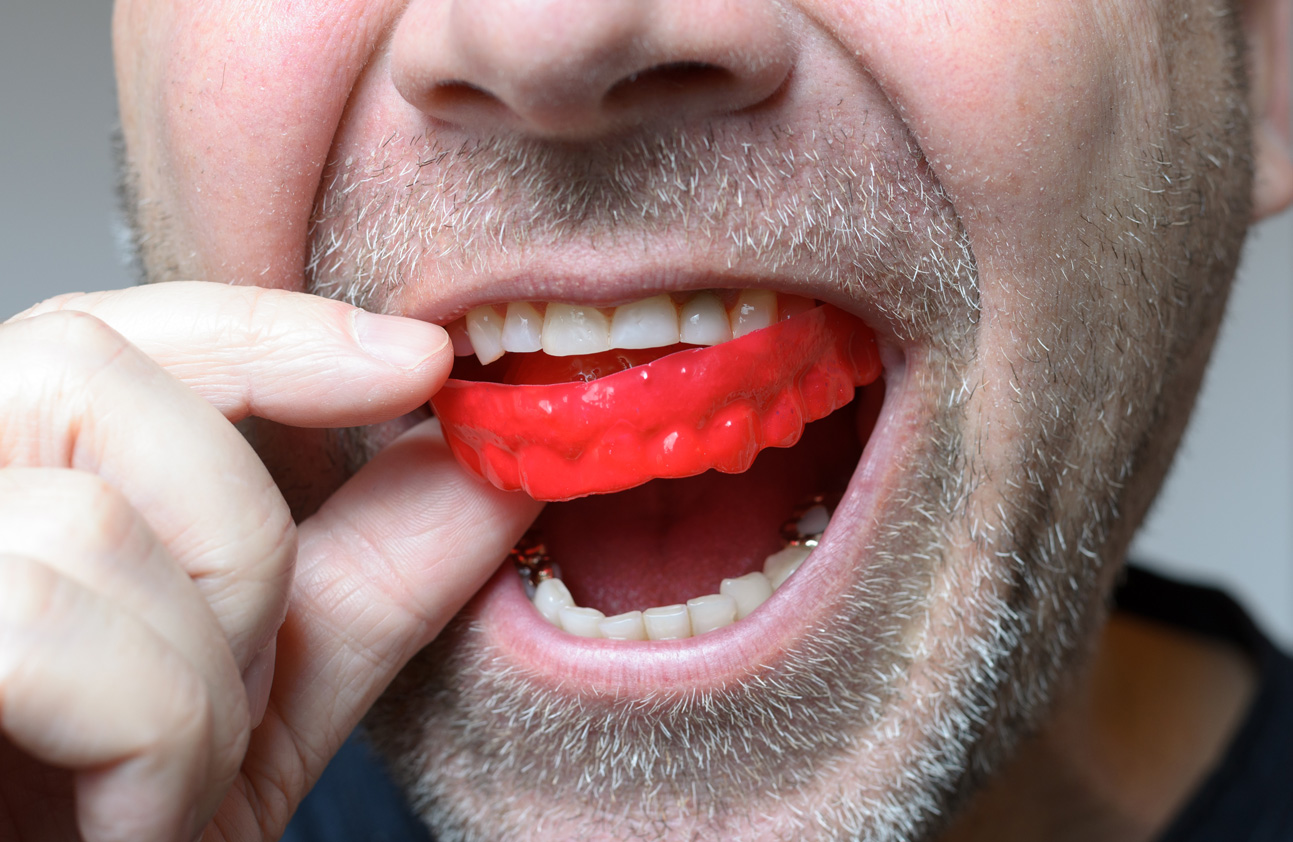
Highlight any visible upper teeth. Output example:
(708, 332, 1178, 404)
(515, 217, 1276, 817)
(450, 290, 813, 365)
(525, 501, 830, 641)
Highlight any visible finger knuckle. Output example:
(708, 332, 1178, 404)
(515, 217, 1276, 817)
(0, 311, 132, 397)
(0, 470, 147, 566)
(0, 313, 148, 465)
(28, 309, 128, 358)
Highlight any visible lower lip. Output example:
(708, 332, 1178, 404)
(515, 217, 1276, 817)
(469, 348, 916, 695)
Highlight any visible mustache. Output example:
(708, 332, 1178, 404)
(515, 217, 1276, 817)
(302, 120, 980, 335)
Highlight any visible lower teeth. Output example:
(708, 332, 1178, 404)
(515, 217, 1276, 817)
(517, 495, 835, 641)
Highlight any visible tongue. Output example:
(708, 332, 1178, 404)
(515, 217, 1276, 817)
(535, 397, 867, 616)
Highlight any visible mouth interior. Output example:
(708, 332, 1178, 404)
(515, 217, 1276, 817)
(444, 304, 885, 619)
(538, 392, 877, 616)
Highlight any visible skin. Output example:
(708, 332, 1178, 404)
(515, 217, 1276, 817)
(0, 1, 1290, 841)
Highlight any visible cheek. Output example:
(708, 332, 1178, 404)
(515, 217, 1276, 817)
(119, 0, 404, 289)
(814, 0, 1143, 252)
(806, 1, 1175, 504)
(810, 4, 1163, 370)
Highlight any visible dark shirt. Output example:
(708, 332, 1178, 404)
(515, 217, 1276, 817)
(1117, 567, 1293, 842)
(284, 566, 1293, 841)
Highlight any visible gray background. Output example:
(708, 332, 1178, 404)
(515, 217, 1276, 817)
(3, 4, 1290, 643)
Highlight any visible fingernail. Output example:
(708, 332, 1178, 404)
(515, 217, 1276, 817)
(353, 311, 449, 370)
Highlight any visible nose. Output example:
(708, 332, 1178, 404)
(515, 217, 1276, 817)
(390, 0, 795, 139)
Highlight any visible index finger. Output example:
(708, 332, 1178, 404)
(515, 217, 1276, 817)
(226, 419, 542, 837)
(11, 282, 451, 427)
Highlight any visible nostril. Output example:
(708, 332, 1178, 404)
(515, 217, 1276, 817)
(427, 79, 505, 115)
(391, 0, 795, 138)
(604, 61, 736, 110)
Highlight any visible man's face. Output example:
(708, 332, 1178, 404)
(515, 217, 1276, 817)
(114, 1, 1262, 839)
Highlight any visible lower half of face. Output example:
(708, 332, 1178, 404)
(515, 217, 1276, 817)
(119, 1, 1255, 839)
(360, 119, 1247, 842)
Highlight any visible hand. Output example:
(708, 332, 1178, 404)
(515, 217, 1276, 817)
(0, 282, 541, 842)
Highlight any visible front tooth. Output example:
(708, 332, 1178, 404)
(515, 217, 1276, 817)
(598, 610, 648, 641)
(466, 306, 505, 364)
(533, 578, 575, 626)
(678, 293, 733, 346)
(540, 302, 610, 356)
(559, 606, 606, 638)
(542, 304, 612, 356)
(643, 604, 692, 640)
(730, 289, 777, 338)
(764, 544, 812, 589)
(720, 572, 773, 619)
(501, 302, 544, 353)
(609, 295, 680, 349)
(686, 594, 738, 635)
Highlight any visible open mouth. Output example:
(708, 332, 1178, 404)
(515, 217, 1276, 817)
(429, 288, 899, 682)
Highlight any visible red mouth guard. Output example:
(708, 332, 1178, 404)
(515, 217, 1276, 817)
(431, 305, 881, 501)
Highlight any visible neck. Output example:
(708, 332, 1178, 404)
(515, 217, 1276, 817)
(938, 608, 1256, 842)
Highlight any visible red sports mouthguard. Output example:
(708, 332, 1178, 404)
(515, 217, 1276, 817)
(431, 305, 881, 501)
